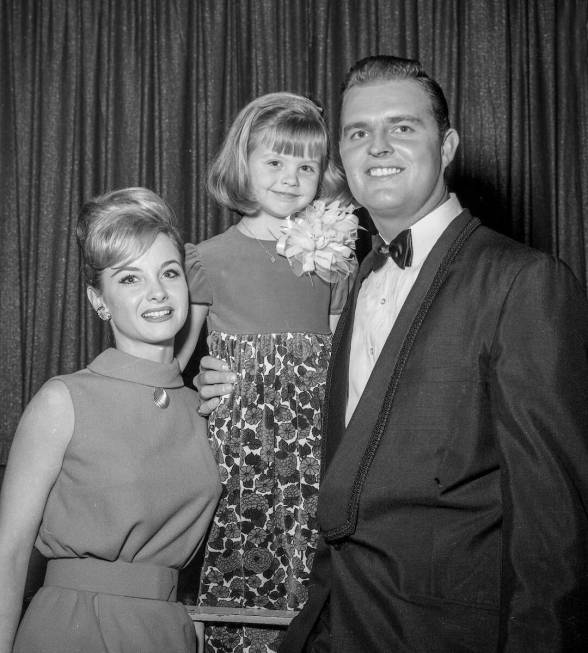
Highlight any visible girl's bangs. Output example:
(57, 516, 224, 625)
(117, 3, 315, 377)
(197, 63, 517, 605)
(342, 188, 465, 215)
(258, 124, 327, 162)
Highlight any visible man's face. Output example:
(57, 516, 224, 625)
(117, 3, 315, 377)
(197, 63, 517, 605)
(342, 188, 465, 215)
(339, 79, 458, 237)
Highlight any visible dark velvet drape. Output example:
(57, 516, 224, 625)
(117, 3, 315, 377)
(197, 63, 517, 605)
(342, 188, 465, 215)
(1, 0, 587, 463)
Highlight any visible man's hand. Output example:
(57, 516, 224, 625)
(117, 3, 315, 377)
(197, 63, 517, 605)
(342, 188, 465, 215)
(194, 356, 237, 416)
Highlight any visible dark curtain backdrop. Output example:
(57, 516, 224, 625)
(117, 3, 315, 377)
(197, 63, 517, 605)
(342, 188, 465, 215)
(1, 0, 587, 463)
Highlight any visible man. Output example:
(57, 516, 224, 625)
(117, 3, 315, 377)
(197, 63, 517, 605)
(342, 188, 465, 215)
(197, 56, 588, 652)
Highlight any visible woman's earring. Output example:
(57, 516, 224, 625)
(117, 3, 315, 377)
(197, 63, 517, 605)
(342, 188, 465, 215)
(96, 306, 112, 321)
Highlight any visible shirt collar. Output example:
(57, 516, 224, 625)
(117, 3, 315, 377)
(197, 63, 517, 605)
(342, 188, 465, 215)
(377, 193, 463, 268)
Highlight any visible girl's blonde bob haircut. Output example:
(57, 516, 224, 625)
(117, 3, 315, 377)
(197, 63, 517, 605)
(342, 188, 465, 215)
(76, 187, 184, 290)
(208, 92, 346, 215)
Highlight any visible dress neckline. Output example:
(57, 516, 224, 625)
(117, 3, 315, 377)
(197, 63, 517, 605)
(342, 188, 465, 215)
(233, 224, 278, 244)
(87, 348, 184, 389)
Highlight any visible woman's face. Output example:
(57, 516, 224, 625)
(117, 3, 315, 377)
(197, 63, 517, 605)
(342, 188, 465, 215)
(89, 233, 188, 362)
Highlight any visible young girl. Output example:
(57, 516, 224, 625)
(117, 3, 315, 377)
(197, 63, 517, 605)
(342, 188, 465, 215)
(178, 93, 357, 653)
(0, 188, 221, 653)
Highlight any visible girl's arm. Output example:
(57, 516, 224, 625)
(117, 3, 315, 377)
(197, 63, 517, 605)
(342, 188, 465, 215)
(175, 304, 209, 371)
(0, 379, 74, 653)
(329, 314, 341, 333)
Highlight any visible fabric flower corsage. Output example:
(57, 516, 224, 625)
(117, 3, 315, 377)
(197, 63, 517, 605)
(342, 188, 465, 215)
(276, 200, 359, 283)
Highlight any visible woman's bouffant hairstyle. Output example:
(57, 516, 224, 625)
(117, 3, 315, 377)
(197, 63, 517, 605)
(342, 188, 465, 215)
(76, 187, 184, 290)
(208, 92, 348, 215)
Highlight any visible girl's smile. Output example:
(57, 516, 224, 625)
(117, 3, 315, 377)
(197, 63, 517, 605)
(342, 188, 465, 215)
(247, 145, 321, 220)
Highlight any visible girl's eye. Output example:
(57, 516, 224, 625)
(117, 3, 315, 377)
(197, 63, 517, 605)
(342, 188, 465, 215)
(163, 268, 182, 279)
(300, 165, 317, 174)
(119, 274, 138, 285)
(267, 160, 281, 167)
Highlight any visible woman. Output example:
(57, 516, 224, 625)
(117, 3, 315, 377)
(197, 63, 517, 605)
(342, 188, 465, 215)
(0, 187, 221, 653)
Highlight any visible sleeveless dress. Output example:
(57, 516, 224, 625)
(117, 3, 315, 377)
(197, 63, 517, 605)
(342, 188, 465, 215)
(185, 226, 351, 653)
(13, 348, 222, 653)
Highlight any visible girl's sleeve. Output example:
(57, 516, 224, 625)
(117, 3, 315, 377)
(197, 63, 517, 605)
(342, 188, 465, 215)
(329, 266, 357, 314)
(185, 243, 213, 305)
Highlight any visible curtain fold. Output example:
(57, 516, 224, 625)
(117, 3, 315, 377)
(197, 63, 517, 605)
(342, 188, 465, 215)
(1, 0, 587, 461)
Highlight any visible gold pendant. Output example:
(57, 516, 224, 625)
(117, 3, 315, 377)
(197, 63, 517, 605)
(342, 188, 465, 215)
(153, 387, 170, 409)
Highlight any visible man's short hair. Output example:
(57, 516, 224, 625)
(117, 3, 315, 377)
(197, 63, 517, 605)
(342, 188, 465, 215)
(342, 55, 451, 137)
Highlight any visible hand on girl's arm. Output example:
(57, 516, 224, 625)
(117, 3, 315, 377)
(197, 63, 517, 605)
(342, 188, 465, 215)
(194, 312, 340, 417)
(0, 380, 74, 653)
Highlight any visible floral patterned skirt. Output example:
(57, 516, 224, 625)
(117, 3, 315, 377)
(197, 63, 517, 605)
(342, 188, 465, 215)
(198, 330, 331, 653)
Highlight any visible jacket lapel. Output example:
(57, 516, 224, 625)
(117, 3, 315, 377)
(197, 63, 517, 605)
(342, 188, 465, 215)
(319, 210, 480, 541)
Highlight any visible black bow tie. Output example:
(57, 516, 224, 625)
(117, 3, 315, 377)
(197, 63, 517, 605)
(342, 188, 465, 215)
(372, 230, 413, 271)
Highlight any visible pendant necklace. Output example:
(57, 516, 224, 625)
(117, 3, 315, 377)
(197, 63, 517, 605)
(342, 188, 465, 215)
(153, 387, 170, 409)
(240, 221, 278, 263)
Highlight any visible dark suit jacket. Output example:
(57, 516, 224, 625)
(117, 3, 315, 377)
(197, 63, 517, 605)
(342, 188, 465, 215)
(282, 211, 588, 652)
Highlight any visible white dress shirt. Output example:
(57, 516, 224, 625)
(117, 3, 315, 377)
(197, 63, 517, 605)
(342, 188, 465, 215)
(345, 194, 463, 425)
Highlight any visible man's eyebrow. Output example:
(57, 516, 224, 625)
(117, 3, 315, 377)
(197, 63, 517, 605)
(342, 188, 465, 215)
(341, 120, 370, 136)
(385, 114, 424, 126)
(342, 114, 424, 136)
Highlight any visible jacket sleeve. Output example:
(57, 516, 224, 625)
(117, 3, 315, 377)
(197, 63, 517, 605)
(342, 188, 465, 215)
(490, 256, 588, 651)
(279, 534, 332, 652)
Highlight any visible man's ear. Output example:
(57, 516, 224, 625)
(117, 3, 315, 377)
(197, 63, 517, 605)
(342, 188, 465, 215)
(441, 128, 460, 169)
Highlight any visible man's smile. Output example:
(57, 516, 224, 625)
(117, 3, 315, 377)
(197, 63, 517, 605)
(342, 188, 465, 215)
(367, 166, 403, 177)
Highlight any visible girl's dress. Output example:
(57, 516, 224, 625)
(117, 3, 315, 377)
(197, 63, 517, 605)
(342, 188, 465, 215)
(13, 348, 221, 653)
(185, 226, 351, 653)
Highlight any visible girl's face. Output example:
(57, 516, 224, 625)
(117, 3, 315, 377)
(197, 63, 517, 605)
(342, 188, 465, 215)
(248, 144, 322, 219)
(88, 233, 188, 362)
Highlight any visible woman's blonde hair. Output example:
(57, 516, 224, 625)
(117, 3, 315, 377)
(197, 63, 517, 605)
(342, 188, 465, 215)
(76, 187, 184, 290)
